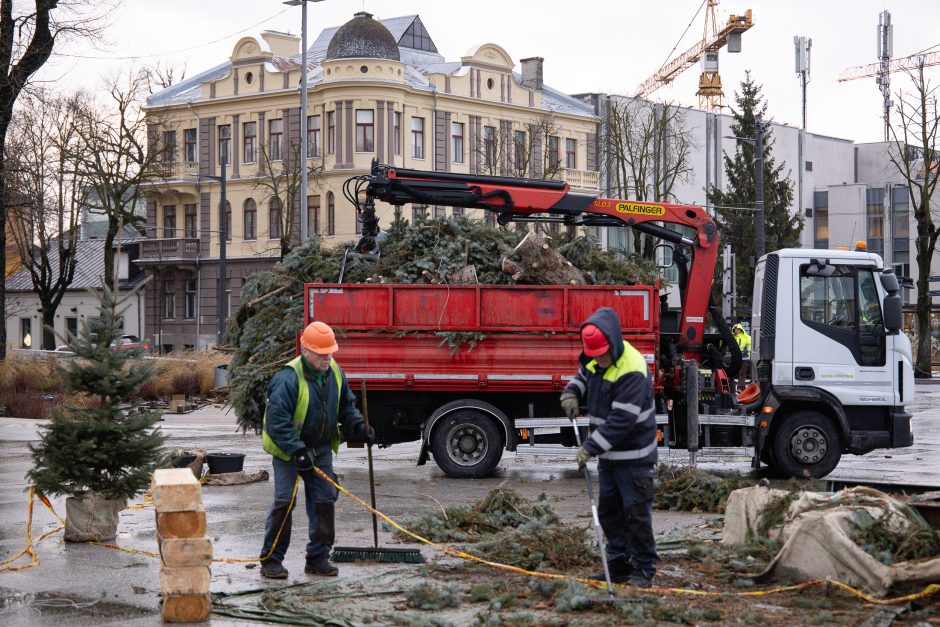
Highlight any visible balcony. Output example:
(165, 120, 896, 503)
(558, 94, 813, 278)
(138, 238, 200, 264)
(562, 168, 600, 191)
(146, 161, 199, 181)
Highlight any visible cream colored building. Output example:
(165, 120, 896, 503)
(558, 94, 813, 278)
(141, 12, 599, 350)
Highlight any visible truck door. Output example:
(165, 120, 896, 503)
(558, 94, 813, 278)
(793, 264, 892, 406)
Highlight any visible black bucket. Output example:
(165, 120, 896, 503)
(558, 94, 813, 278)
(206, 452, 245, 475)
(171, 454, 197, 468)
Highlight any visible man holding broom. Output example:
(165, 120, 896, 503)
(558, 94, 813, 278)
(258, 321, 373, 579)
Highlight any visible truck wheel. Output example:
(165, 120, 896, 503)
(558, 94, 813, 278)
(430, 410, 504, 478)
(770, 411, 842, 478)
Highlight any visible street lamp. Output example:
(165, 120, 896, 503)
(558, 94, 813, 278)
(724, 113, 766, 258)
(284, 0, 325, 242)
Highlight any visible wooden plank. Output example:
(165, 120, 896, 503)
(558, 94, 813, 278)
(152, 468, 203, 512)
(161, 593, 211, 623)
(160, 566, 211, 595)
(156, 509, 207, 539)
(160, 537, 212, 567)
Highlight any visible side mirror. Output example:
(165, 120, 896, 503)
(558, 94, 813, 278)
(880, 270, 900, 293)
(883, 294, 902, 333)
(654, 243, 674, 269)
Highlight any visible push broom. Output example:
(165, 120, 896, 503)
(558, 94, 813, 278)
(331, 381, 424, 564)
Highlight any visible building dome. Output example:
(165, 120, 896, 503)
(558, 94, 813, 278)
(326, 12, 400, 62)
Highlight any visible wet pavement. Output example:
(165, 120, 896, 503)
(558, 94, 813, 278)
(1, 384, 938, 625)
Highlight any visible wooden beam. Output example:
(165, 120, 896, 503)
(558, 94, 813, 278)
(152, 468, 203, 512)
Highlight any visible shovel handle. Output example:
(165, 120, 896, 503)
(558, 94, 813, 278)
(360, 379, 379, 548)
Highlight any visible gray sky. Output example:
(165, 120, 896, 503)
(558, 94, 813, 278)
(39, 0, 940, 143)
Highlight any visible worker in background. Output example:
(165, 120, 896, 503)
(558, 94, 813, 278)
(258, 321, 373, 579)
(732, 323, 751, 392)
(560, 307, 658, 588)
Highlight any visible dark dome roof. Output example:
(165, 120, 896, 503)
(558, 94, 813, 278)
(326, 12, 400, 62)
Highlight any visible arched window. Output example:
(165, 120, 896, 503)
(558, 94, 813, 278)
(327, 192, 335, 236)
(309, 195, 320, 236)
(269, 197, 282, 239)
(243, 198, 257, 240)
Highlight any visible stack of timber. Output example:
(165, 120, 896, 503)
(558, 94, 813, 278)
(152, 468, 212, 623)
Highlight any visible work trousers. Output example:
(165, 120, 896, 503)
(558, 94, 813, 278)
(260, 448, 338, 564)
(597, 461, 658, 577)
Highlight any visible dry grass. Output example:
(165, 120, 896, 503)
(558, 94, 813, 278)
(140, 350, 230, 400)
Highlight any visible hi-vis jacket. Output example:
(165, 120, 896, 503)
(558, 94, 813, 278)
(262, 356, 364, 461)
(733, 324, 752, 359)
(563, 308, 658, 467)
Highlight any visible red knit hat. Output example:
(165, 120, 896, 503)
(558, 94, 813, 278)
(580, 324, 610, 357)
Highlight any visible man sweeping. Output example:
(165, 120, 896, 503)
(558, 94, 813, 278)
(258, 321, 373, 579)
(560, 307, 659, 588)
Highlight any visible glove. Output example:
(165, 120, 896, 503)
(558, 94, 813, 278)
(575, 446, 593, 471)
(560, 393, 580, 421)
(293, 449, 314, 471)
(355, 422, 376, 445)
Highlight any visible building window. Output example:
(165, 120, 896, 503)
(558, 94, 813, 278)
(399, 17, 437, 53)
(184, 204, 197, 238)
(485, 211, 496, 228)
(269, 197, 282, 239)
(513, 130, 526, 170)
(163, 205, 176, 238)
(483, 126, 496, 170)
(452, 207, 464, 217)
(20, 318, 31, 349)
(268, 118, 283, 161)
(243, 198, 257, 240)
(813, 190, 828, 249)
(566, 138, 577, 169)
(327, 111, 335, 154)
(866, 187, 885, 257)
(452, 122, 464, 163)
(412, 204, 427, 222)
(224, 200, 232, 242)
(184, 128, 197, 163)
(327, 192, 335, 236)
(164, 280, 176, 319)
(162, 130, 176, 163)
(411, 117, 425, 159)
(65, 317, 78, 340)
(547, 135, 560, 169)
(308, 115, 321, 157)
(355, 109, 374, 152)
(309, 195, 320, 236)
(393, 111, 401, 155)
(243, 121, 256, 163)
(892, 185, 910, 262)
(434, 206, 445, 219)
(218, 124, 231, 165)
(184, 279, 196, 319)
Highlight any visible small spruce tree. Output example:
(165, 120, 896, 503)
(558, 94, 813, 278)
(28, 285, 165, 499)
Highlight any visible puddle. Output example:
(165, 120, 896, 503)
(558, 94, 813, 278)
(0, 587, 153, 623)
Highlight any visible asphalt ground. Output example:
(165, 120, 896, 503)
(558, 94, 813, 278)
(1, 384, 938, 625)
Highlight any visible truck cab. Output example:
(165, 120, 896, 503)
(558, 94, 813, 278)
(751, 248, 914, 477)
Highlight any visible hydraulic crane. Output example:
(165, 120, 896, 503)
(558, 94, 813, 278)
(633, 0, 753, 112)
(839, 48, 940, 82)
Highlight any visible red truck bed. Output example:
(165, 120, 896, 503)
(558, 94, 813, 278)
(304, 284, 660, 393)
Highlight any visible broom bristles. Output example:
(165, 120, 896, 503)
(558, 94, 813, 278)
(330, 546, 425, 563)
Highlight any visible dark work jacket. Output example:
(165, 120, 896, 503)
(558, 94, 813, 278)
(563, 307, 658, 467)
(264, 358, 364, 458)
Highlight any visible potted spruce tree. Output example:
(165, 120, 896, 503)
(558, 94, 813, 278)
(28, 285, 165, 542)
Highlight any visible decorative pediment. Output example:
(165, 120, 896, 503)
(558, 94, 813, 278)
(461, 43, 514, 69)
(231, 37, 272, 63)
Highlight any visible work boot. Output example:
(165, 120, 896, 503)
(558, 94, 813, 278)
(260, 560, 288, 579)
(305, 556, 339, 577)
(626, 572, 654, 589)
(587, 555, 634, 584)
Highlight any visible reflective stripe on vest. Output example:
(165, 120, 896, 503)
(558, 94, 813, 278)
(262, 356, 343, 461)
(599, 438, 658, 461)
(584, 341, 649, 381)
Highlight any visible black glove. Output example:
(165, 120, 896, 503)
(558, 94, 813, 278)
(293, 449, 314, 471)
(355, 422, 376, 445)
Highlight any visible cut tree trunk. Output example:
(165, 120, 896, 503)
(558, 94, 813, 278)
(502, 232, 586, 285)
(449, 265, 479, 284)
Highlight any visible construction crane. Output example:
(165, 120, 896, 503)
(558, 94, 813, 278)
(634, 0, 754, 112)
(838, 49, 940, 82)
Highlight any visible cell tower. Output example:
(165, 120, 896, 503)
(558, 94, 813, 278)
(794, 36, 812, 130)
(877, 10, 893, 141)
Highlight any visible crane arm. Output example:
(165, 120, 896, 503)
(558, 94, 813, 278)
(353, 162, 719, 356)
(839, 49, 940, 82)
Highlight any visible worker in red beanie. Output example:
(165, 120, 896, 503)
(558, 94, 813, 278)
(560, 307, 658, 588)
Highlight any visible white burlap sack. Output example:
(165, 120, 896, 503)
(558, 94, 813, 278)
(64, 493, 128, 542)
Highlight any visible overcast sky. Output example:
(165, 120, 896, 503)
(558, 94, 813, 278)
(38, 0, 940, 144)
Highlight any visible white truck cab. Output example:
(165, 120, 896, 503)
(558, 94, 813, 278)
(751, 248, 914, 477)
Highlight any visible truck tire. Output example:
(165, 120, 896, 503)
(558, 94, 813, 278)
(770, 411, 842, 478)
(430, 410, 504, 478)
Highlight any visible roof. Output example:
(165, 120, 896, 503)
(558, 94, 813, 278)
(771, 248, 884, 264)
(5, 238, 146, 292)
(146, 15, 596, 119)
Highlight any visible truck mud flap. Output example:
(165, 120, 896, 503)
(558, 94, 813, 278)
(891, 411, 913, 448)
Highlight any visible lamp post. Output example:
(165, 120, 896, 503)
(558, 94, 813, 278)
(285, 0, 324, 243)
(725, 113, 766, 258)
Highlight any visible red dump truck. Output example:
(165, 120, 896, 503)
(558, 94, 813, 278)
(300, 163, 913, 479)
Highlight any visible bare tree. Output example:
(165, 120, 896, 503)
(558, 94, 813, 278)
(252, 139, 323, 258)
(887, 62, 940, 377)
(0, 0, 109, 359)
(604, 97, 695, 256)
(472, 113, 565, 180)
(7, 88, 86, 349)
(73, 68, 167, 291)
(144, 60, 186, 94)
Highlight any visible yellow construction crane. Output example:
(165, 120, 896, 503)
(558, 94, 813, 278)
(634, 0, 753, 112)
(838, 48, 940, 82)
